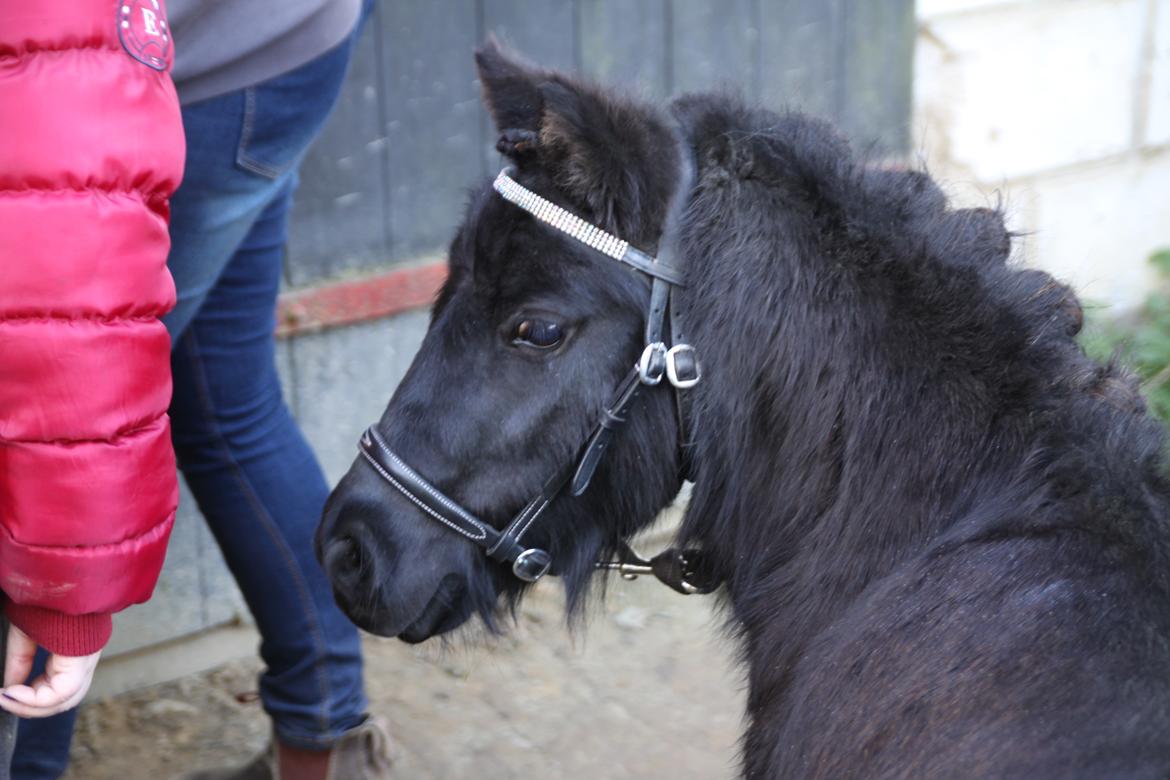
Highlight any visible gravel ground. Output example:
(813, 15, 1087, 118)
(63, 575, 744, 780)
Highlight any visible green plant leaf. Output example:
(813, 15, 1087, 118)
(1150, 248, 1170, 278)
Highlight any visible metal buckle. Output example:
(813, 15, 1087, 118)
(637, 342, 668, 385)
(665, 344, 701, 389)
(595, 558, 654, 581)
(512, 548, 552, 582)
(675, 551, 702, 594)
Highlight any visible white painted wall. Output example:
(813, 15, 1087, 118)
(915, 0, 1170, 310)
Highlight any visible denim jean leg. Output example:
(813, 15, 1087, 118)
(167, 24, 373, 750)
(165, 89, 290, 340)
(166, 14, 363, 339)
(169, 179, 367, 750)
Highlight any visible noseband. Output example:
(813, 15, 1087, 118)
(357, 148, 718, 594)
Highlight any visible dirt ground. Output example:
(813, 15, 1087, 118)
(63, 575, 745, 780)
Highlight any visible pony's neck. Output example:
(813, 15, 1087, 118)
(673, 202, 1011, 685)
(653, 96, 1147, 740)
(676, 285, 1004, 729)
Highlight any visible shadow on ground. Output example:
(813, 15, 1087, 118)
(64, 574, 744, 779)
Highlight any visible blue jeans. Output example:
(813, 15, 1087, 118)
(12, 21, 369, 779)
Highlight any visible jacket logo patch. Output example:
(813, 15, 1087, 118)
(118, 0, 171, 72)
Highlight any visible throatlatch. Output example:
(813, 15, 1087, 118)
(356, 148, 712, 593)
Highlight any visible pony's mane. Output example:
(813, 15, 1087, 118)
(673, 92, 1095, 385)
(669, 93, 1169, 644)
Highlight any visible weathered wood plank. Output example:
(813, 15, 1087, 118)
(281, 0, 912, 287)
(670, 0, 761, 97)
(287, 16, 388, 286)
(381, 0, 483, 261)
(482, 0, 576, 70)
(277, 261, 446, 337)
(838, 0, 915, 155)
(578, 0, 669, 97)
(758, 0, 842, 120)
(480, 0, 577, 173)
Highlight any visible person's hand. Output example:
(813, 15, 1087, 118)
(0, 623, 101, 718)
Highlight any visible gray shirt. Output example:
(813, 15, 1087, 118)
(168, 0, 362, 105)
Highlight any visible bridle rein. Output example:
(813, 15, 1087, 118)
(356, 153, 719, 596)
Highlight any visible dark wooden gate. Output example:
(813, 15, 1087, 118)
(288, 0, 914, 287)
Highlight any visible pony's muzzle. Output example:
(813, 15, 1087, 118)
(318, 462, 483, 639)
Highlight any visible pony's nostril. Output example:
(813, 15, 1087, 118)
(324, 534, 365, 587)
(341, 537, 361, 571)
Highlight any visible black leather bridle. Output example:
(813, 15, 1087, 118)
(357, 146, 719, 595)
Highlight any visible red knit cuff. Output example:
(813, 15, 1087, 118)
(4, 603, 112, 656)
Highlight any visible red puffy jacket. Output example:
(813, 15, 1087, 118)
(0, 1, 184, 655)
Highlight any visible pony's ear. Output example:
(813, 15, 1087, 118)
(475, 36, 545, 159)
(475, 37, 674, 241)
(535, 79, 674, 241)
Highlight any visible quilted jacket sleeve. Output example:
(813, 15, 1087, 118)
(0, 1, 184, 655)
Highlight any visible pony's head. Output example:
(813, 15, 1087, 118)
(317, 41, 687, 642)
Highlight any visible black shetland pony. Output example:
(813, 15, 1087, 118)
(319, 42, 1170, 777)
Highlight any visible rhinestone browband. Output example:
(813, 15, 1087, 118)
(493, 168, 630, 261)
(491, 167, 686, 286)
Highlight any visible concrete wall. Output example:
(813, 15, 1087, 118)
(915, 0, 1170, 310)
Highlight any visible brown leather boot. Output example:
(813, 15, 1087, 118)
(176, 715, 393, 780)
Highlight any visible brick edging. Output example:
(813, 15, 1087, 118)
(276, 260, 447, 338)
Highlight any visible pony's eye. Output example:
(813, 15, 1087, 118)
(512, 319, 563, 349)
